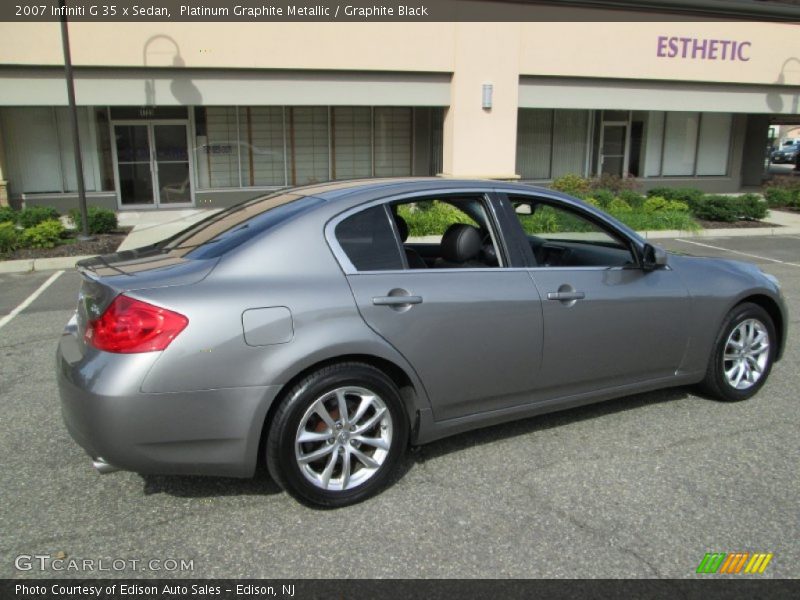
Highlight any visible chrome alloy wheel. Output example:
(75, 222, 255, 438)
(723, 318, 770, 390)
(294, 386, 393, 491)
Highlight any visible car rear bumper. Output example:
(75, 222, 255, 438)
(57, 329, 281, 478)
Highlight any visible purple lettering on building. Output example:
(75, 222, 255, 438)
(656, 36, 751, 61)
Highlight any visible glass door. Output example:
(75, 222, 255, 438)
(114, 124, 155, 207)
(112, 121, 194, 209)
(599, 123, 629, 177)
(153, 123, 192, 206)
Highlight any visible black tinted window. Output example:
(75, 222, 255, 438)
(336, 206, 403, 271)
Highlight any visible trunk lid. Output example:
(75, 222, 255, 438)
(74, 244, 218, 344)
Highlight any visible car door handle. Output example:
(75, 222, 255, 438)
(547, 291, 585, 301)
(372, 295, 423, 306)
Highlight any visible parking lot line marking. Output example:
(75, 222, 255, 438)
(0, 270, 64, 330)
(674, 239, 800, 268)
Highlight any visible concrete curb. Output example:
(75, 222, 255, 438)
(0, 255, 91, 274)
(641, 226, 800, 239)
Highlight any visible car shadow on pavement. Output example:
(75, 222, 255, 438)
(138, 386, 692, 500)
(140, 469, 281, 498)
(405, 386, 692, 468)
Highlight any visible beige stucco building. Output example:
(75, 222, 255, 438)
(1, 3, 799, 210)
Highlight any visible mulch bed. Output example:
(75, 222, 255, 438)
(6, 231, 128, 260)
(697, 219, 780, 229)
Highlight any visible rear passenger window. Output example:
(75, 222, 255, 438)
(335, 205, 403, 271)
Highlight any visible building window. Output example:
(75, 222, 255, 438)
(644, 111, 732, 177)
(193, 105, 437, 190)
(194, 106, 240, 189)
(516, 109, 590, 180)
(239, 106, 285, 187)
(0, 106, 113, 196)
(332, 107, 372, 179)
(552, 110, 589, 178)
(662, 112, 700, 176)
(287, 106, 329, 186)
(516, 109, 552, 180)
(374, 107, 412, 177)
(696, 113, 733, 176)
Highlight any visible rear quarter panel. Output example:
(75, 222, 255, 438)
(137, 215, 431, 414)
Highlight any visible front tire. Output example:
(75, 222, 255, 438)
(701, 303, 776, 402)
(266, 362, 408, 507)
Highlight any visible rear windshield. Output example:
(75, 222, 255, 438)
(159, 192, 325, 259)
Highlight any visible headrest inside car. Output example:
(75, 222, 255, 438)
(440, 223, 482, 263)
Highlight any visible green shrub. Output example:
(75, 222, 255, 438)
(0, 222, 20, 255)
(0, 206, 17, 224)
(68, 206, 118, 234)
(613, 211, 700, 232)
(736, 193, 768, 221)
(607, 198, 632, 213)
(518, 207, 561, 234)
(617, 190, 646, 210)
(686, 194, 767, 222)
(582, 197, 601, 208)
(763, 187, 795, 208)
(589, 174, 640, 194)
(762, 178, 800, 208)
(18, 206, 60, 229)
(690, 195, 739, 222)
(398, 201, 477, 237)
(643, 196, 690, 213)
(591, 189, 615, 209)
(646, 187, 705, 210)
(551, 173, 590, 196)
(21, 219, 65, 249)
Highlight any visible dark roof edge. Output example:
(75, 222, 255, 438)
(508, 0, 800, 21)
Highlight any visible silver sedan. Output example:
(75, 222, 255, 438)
(57, 179, 787, 506)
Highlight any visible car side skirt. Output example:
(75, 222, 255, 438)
(413, 371, 704, 445)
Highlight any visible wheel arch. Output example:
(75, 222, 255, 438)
(256, 354, 422, 470)
(735, 294, 786, 361)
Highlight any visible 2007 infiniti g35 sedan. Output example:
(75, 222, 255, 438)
(57, 179, 787, 506)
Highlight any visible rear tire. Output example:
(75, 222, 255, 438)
(266, 362, 408, 507)
(701, 303, 775, 402)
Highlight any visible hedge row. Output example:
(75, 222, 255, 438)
(645, 188, 768, 222)
(763, 177, 800, 208)
(550, 175, 769, 223)
(0, 205, 119, 256)
(0, 205, 118, 234)
(0, 220, 66, 255)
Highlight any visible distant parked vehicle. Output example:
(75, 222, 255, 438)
(771, 141, 800, 164)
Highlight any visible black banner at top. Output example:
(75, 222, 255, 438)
(2, 0, 800, 22)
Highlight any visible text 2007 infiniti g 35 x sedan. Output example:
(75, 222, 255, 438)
(57, 179, 787, 506)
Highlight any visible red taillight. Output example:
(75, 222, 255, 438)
(84, 294, 188, 354)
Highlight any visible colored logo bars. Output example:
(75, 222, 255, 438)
(696, 552, 773, 574)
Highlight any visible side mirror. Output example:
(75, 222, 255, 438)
(642, 243, 668, 271)
(514, 203, 533, 215)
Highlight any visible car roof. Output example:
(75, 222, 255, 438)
(289, 177, 549, 203)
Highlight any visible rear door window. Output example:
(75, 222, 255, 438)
(335, 205, 404, 271)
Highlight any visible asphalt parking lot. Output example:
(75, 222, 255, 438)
(0, 234, 798, 579)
